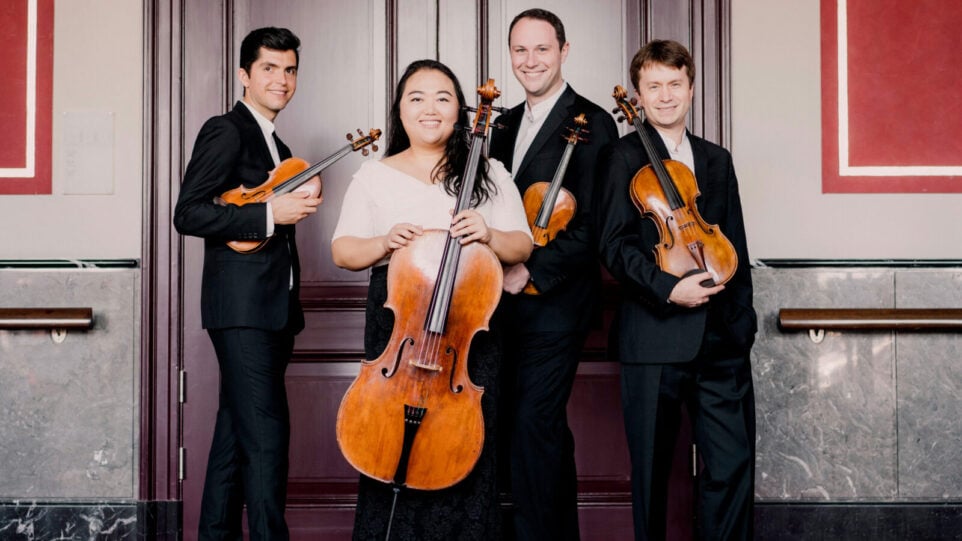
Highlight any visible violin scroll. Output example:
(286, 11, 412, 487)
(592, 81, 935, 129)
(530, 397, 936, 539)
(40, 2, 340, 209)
(611, 85, 641, 125)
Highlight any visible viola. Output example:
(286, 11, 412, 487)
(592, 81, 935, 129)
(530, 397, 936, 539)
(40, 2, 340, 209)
(520, 113, 588, 295)
(216, 128, 381, 253)
(611, 85, 737, 286)
(336, 81, 504, 491)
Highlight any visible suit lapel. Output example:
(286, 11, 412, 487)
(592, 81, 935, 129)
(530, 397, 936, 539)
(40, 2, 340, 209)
(233, 101, 278, 170)
(515, 86, 577, 179)
(642, 121, 671, 162)
(273, 132, 292, 161)
(689, 133, 709, 193)
(494, 105, 524, 171)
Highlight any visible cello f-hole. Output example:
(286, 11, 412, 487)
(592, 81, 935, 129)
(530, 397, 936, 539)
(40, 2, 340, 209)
(383, 337, 415, 378)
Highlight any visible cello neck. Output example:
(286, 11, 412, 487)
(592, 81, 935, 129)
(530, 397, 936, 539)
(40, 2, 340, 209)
(424, 79, 502, 335)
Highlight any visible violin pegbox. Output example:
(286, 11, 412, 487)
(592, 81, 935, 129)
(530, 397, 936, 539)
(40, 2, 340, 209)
(563, 113, 590, 144)
(346, 128, 381, 156)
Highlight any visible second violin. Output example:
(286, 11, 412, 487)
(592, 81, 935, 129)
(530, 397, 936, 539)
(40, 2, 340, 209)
(519, 113, 589, 295)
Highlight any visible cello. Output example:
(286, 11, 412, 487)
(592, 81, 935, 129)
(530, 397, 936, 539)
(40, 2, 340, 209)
(336, 81, 504, 492)
(216, 128, 381, 253)
(519, 113, 588, 295)
(611, 85, 737, 286)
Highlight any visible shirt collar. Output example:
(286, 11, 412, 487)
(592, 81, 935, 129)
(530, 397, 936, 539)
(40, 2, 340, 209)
(523, 81, 568, 123)
(655, 128, 694, 172)
(240, 99, 276, 140)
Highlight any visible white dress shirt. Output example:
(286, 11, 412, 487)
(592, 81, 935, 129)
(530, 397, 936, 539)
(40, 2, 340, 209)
(512, 82, 569, 173)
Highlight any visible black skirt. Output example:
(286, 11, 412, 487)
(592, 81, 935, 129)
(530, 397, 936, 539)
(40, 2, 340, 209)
(352, 265, 503, 541)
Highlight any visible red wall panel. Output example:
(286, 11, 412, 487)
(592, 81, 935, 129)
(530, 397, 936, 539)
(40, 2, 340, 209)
(821, 0, 962, 192)
(0, 0, 53, 195)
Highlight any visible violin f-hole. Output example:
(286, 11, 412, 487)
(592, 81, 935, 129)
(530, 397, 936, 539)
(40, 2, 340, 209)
(445, 346, 463, 394)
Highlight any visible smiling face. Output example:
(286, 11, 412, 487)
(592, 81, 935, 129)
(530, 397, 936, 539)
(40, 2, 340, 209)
(508, 17, 569, 105)
(634, 62, 693, 137)
(238, 47, 298, 121)
(397, 68, 460, 150)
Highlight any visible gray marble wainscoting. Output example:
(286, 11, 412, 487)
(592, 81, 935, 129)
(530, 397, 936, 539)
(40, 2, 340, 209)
(751, 265, 962, 538)
(0, 265, 177, 539)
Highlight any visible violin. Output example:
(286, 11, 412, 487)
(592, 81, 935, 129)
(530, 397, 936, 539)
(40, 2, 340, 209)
(336, 81, 504, 491)
(611, 85, 737, 286)
(216, 128, 381, 253)
(520, 113, 589, 295)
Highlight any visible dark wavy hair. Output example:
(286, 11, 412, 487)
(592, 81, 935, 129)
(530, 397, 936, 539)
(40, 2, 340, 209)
(386, 59, 496, 207)
(239, 27, 301, 73)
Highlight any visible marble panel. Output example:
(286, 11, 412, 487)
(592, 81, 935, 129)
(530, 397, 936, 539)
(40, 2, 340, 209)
(0, 501, 137, 540)
(0, 269, 140, 498)
(751, 268, 898, 501)
(894, 269, 962, 498)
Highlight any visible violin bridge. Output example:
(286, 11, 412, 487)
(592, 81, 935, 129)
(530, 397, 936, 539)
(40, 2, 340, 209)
(409, 359, 443, 372)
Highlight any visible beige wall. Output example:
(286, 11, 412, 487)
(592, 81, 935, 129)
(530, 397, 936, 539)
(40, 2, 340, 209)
(732, 0, 962, 259)
(4, 1, 960, 261)
(0, 0, 143, 260)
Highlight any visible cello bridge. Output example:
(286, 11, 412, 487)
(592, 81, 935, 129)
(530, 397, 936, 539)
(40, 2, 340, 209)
(409, 359, 443, 372)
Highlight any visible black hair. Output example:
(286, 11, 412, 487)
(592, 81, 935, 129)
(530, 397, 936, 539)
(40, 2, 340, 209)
(239, 27, 301, 74)
(386, 59, 496, 207)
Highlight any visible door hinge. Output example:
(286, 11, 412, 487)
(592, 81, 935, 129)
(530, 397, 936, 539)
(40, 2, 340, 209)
(692, 443, 698, 477)
(179, 369, 186, 403)
(179, 447, 186, 481)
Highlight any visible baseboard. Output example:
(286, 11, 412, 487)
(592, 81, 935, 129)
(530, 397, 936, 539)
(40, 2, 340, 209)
(0, 500, 180, 540)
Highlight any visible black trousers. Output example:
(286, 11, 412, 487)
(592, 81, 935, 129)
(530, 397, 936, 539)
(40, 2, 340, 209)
(503, 330, 585, 541)
(199, 327, 295, 541)
(621, 334, 755, 541)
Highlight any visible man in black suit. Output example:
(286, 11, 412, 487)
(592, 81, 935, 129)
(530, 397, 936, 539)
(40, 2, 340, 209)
(595, 40, 757, 540)
(488, 9, 617, 540)
(173, 27, 320, 541)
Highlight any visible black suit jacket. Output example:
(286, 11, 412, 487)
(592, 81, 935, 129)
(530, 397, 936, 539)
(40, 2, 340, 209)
(595, 122, 756, 363)
(174, 102, 303, 332)
(489, 86, 618, 332)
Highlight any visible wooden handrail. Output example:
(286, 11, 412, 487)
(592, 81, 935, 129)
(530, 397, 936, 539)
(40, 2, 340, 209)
(0, 308, 94, 330)
(778, 308, 962, 331)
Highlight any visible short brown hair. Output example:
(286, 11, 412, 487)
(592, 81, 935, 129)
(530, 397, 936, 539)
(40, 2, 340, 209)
(508, 8, 566, 49)
(629, 39, 695, 92)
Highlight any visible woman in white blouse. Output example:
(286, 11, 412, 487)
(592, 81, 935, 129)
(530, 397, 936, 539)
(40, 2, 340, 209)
(331, 59, 531, 541)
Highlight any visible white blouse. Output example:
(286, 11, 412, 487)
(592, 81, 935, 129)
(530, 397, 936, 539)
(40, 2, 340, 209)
(332, 158, 531, 266)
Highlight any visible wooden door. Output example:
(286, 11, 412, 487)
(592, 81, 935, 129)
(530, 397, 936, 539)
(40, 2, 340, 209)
(164, 1, 729, 539)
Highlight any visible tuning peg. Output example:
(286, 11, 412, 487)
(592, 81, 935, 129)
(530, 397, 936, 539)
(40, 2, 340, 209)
(372, 144, 379, 152)
(346, 132, 354, 141)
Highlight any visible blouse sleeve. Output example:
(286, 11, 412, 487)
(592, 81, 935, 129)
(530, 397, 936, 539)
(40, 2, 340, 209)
(331, 161, 376, 242)
(486, 158, 532, 239)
